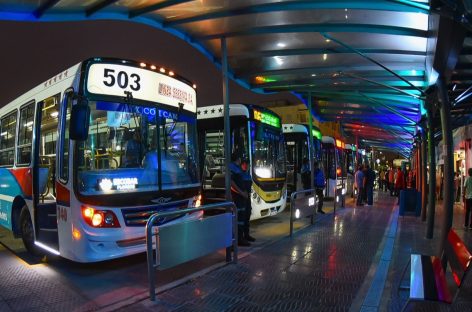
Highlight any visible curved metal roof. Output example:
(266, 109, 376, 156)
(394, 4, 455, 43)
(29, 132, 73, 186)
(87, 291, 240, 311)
(0, 0, 435, 155)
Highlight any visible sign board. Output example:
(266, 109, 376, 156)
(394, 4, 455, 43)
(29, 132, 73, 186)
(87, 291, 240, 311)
(86, 63, 196, 113)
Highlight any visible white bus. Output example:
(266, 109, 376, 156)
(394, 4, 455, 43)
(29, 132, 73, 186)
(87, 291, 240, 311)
(197, 104, 287, 220)
(0, 57, 202, 262)
(282, 123, 322, 194)
(322, 136, 348, 201)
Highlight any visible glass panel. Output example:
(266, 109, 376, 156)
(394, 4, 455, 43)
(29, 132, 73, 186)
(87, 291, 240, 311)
(77, 101, 198, 195)
(252, 122, 286, 179)
(0, 111, 17, 166)
(202, 125, 249, 189)
(39, 95, 60, 198)
(59, 94, 72, 181)
(17, 103, 34, 165)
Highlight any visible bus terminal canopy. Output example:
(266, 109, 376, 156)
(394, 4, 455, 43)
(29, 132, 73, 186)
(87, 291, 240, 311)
(0, 0, 461, 155)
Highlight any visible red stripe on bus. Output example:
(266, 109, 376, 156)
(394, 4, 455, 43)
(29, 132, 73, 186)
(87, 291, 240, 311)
(56, 182, 70, 206)
(8, 168, 32, 197)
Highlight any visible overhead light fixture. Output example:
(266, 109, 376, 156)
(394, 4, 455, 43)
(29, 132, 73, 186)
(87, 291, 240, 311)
(311, 74, 317, 77)
(323, 54, 327, 61)
(277, 42, 286, 48)
(274, 56, 284, 65)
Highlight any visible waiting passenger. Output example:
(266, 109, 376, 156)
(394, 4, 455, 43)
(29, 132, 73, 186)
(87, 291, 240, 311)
(463, 168, 472, 229)
(313, 161, 326, 214)
(300, 158, 311, 190)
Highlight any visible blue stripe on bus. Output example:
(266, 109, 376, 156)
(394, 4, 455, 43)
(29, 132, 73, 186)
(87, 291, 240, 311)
(0, 168, 23, 230)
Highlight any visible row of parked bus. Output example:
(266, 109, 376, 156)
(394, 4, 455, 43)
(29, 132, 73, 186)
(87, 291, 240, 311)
(0, 57, 356, 263)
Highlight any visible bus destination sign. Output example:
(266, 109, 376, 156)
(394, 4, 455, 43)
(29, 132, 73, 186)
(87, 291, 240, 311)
(253, 109, 281, 128)
(86, 63, 196, 113)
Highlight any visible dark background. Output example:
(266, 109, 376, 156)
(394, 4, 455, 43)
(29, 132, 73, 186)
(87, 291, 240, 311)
(0, 20, 300, 108)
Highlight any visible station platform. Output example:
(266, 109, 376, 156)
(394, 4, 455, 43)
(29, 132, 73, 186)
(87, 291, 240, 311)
(1, 193, 471, 312)
(119, 193, 472, 312)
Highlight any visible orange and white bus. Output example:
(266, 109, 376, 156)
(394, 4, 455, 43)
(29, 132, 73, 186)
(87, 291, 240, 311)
(0, 57, 201, 262)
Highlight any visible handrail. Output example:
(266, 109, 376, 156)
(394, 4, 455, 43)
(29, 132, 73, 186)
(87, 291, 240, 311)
(289, 188, 316, 237)
(146, 201, 237, 301)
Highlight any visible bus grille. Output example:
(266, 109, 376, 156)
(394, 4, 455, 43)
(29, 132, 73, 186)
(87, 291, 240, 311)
(121, 200, 189, 227)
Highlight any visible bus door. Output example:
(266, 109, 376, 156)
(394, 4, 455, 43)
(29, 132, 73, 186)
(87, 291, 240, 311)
(32, 94, 60, 248)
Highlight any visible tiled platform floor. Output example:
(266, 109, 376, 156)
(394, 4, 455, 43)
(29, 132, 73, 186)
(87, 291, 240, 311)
(124, 193, 397, 311)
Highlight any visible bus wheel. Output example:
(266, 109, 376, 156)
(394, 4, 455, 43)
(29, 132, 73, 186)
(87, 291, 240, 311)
(20, 206, 39, 255)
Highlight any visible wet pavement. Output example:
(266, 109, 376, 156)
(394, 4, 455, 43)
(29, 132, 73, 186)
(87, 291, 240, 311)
(121, 194, 394, 311)
(1, 192, 471, 311)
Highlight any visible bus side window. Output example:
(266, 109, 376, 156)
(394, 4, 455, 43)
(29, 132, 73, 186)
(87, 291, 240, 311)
(17, 102, 35, 165)
(59, 92, 72, 182)
(0, 111, 17, 166)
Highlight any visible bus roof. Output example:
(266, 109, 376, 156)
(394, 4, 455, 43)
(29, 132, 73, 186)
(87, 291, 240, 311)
(282, 124, 308, 134)
(198, 103, 282, 128)
(0, 62, 81, 116)
(322, 136, 335, 145)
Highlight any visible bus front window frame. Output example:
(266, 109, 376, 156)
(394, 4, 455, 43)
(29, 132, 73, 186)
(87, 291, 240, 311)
(74, 99, 199, 197)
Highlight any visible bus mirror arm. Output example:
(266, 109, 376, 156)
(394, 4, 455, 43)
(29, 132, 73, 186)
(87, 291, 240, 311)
(70, 102, 90, 141)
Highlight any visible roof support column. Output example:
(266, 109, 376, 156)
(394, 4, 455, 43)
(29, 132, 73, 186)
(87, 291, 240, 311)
(437, 76, 454, 251)
(426, 100, 436, 239)
(307, 93, 315, 190)
(221, 37, 236, 262)
(221, 37, 231, 202)
(421, 128, 427, 221)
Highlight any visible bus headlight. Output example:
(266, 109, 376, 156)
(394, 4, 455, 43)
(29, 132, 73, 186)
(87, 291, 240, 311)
(192, 194, 202, 208)
(82, 206, 120, 228)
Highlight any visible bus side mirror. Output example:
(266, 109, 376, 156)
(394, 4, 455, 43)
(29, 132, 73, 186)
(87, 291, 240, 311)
(70, 104, 90, 141)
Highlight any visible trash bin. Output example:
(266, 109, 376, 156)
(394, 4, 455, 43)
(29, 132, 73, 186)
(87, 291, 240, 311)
(399, 189, 421, 216)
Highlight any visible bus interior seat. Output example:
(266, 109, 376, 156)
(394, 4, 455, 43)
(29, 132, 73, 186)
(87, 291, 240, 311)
(211, 173, 225, 188)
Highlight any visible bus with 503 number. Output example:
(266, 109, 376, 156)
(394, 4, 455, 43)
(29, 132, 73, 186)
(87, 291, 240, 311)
(0, 57, 202, 262)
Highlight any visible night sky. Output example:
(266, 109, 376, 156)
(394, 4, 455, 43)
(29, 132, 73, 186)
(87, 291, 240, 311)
(0, 20, 300, 108)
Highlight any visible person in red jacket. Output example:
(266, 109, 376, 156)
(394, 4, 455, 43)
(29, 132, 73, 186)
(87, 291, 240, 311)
(394, 167, 405, 199)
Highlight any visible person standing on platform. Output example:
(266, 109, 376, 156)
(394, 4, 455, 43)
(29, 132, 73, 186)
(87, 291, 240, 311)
(300, 157, 311, 190)
(379, 168, 385, 191)
(388, 168, 395, 196)
(463, 168, 472, 229)
(241, 159, 255, 242)
(395, 167, 405, 203)
(355, 165, 365, 206)
(365, 164, 375, 206)
(229, 153, 251, 247)
(313, 161, 326, 214)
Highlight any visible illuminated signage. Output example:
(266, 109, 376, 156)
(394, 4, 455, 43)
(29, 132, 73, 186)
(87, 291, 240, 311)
(86, 63, 196, 113)
(352, 145, 357, 151)
(0, 211, 7, 222)
(312, 129, 322, 140)
(336, 139, 343, 148)
(99, 177, 138, 191)
(308, 197, 315, 206)
(253, 109, 281, 128)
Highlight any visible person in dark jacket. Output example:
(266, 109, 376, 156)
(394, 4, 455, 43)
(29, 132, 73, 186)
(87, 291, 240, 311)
(364, 164, 375, 206)
(313, 161, 326, 214)
(230, 153, 251, 246)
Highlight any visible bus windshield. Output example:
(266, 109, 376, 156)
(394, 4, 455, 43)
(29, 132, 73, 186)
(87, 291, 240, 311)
(252, 123, 286, 180)
(77, 100, 198, 195)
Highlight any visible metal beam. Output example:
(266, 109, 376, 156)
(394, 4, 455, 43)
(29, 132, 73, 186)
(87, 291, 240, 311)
(359, 92, 418, 125)
(322, 33, 426, 96)
(344, 72, 422, 99)
(426, 100, 436, 239)
(129, 0, 193, 18)
(385, 0, 430, 11)
(165, 0, 429, 26)
(437, 76, 454, 256)
(221, 38, 231, 203)
(239, 65, 425, 79)
(86, 0, 120, 17)
(232, 48, 426, 60)
(197, 24, 427, 40)
(32, 0, 61, 18)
